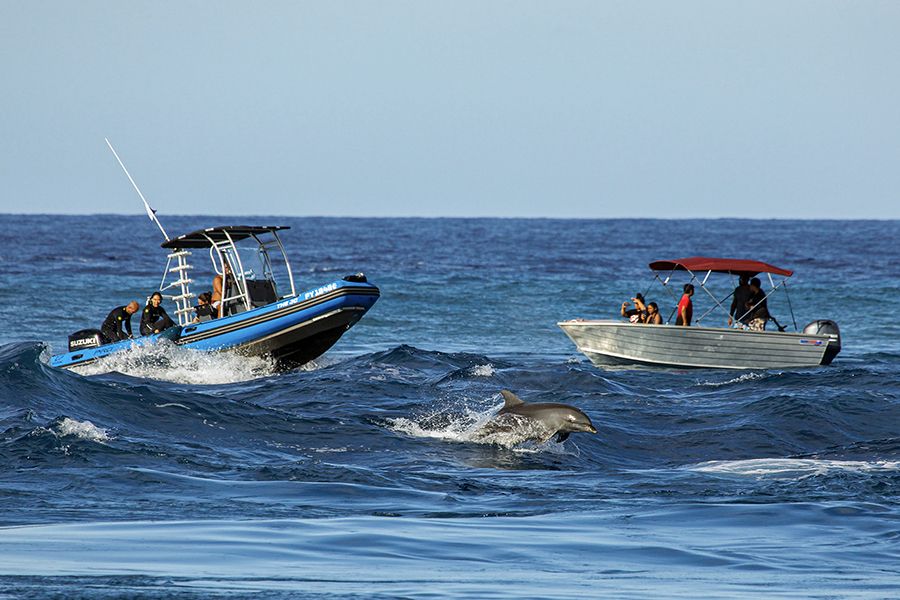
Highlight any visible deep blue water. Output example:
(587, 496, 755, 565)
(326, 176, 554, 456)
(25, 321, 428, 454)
(1, 215, 898, 598)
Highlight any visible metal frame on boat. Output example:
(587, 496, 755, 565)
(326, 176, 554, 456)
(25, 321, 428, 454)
(559, 257, 841, 370)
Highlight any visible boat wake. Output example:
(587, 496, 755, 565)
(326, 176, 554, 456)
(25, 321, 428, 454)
(69, 340, 277, 385)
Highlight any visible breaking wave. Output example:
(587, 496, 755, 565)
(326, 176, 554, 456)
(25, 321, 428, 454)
(686, 458, 900, 479)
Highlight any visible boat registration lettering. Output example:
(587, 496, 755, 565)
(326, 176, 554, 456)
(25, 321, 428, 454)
(799, 339, 824, 346)
(276, 283, 339, 308)
(304, 282, 338, 300)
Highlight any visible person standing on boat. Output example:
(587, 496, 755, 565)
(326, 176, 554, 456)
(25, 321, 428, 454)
(100, 301, 139, 342)
(675, 284, 694, 326)
(728, 274, 753, 328)
(211, 260, 232, 318)
(746, 278, 770, 331)
(140, 292, 176, 336)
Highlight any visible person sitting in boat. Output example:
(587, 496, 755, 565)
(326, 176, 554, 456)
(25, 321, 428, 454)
(100, 301, 139, 342)
(745, 278, 770, 331)
(193, 291, 216, 323)
(620, 293, 647, 323)
(675, 284, 694, 326)
(140, 292, 176, 336)
(645, 302, 663, 325)
(728, 274, 753, 328)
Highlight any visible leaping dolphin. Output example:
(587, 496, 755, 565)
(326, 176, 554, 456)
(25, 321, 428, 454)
(472, 390, 598, 445)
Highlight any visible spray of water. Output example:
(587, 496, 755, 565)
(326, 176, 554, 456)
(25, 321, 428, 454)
(72, 340, 278, 385)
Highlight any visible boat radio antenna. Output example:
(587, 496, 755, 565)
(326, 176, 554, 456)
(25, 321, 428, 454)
(104, 138, 170, 241)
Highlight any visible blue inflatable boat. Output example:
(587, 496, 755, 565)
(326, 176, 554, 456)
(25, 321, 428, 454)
(50, 225, 379, 371)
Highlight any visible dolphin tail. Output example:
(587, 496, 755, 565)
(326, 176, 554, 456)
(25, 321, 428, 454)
(500, 390, 525, 408)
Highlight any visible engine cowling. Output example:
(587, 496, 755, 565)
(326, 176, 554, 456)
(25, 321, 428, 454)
(802, 320, 841, 364)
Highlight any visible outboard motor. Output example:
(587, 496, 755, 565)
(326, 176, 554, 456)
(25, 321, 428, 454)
(67, 328, 105, 352)
(802, 320, 841, 364)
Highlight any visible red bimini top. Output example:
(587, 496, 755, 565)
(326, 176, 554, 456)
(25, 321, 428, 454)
(648, 257, 793, 277)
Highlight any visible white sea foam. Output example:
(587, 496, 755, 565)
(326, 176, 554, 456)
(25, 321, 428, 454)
(53, 417, 110, 443)
(387, 398, 569, 450)
(73, 340, 277, 384)
(468, 364, 495, 377)
(687, 458, 900, 479)
(697, 372, 768, 387)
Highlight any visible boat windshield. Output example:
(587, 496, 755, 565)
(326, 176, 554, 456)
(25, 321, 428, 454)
(224, 238, 293, 299)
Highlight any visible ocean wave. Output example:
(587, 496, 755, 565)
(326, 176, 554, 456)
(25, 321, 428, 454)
(686, 458, 900, 479)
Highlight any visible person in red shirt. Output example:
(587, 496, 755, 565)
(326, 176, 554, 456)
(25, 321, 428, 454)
(676, 283, 694, 326)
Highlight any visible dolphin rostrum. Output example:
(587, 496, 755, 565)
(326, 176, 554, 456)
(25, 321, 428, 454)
(473, 390, 598, 445)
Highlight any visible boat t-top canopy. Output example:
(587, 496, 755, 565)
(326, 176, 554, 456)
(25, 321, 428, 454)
(161, 226, 290, 249)
(156, 225, 297, 326)
(648, 257, 793, 278)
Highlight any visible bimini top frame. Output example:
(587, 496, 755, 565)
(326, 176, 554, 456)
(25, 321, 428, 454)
(645, 256, 798, 331)
(158, 226, 298, 326)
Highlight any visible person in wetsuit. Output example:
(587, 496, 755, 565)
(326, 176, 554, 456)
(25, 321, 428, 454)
(101, 301, 139, 342)
(140, 292, 176, 336)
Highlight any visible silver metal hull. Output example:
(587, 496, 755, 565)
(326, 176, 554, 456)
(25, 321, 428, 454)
(558, 320, 838, 370)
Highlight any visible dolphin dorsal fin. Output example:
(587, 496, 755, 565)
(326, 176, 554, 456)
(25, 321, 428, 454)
(500, 390, 525, 408)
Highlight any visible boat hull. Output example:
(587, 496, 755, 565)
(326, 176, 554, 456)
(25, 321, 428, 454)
(558, 320, 839, 370)
(50, 279, 380, 371)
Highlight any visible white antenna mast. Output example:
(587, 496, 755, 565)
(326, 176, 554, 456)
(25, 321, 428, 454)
(104, 137, 170, 241)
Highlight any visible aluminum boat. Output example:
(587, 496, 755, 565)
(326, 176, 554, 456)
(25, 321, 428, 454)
(559, 257, 840, 370)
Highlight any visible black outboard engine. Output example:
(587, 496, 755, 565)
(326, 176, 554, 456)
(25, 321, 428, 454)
(68, 328, 105, 352)
(802, 320, 841, 364)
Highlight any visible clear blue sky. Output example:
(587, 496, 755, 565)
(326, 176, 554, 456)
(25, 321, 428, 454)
(2, 1, 898, 218)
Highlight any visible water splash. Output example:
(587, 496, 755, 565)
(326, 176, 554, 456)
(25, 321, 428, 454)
(387, 398, 566, 450)
(53, 417, 110, 443)
(467, 364, 496, 377)
(71, 340, 277, 385)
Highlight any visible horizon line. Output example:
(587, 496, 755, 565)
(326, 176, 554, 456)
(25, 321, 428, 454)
(1, 212, 898, 222)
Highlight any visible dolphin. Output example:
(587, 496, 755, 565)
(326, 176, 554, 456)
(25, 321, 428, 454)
(472, 390, 598, 445)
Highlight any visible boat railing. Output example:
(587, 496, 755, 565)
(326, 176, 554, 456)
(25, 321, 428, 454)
(652, 267, 798, 331)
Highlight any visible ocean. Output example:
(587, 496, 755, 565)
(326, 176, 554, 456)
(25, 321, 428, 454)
(0, 215, 898, 598)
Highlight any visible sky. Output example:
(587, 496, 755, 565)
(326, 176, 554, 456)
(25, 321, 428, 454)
(1, 1, 898, 218)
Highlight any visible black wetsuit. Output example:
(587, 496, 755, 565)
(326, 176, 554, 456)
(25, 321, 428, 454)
(140, 303, 175, 336)
(100, 306, 133, 342)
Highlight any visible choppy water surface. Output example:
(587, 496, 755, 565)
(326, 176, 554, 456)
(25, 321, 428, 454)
(0, 216, 898, 598)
